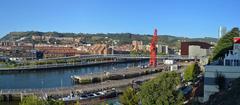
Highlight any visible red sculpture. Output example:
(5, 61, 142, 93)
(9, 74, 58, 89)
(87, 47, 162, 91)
(149, 29, 158, 67)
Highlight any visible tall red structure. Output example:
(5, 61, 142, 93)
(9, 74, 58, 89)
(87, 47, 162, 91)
(149, 29, 158, 67)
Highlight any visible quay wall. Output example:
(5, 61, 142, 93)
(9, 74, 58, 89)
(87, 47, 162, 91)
(0, 59, 148, 73)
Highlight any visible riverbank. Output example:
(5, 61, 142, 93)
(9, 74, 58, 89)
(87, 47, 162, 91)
(0, 59, 147, 73)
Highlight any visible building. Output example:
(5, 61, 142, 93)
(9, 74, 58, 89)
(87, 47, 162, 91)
(8, 45, 37, 61)
(114, 44, 131, 54)
(163, 59, 174, 65)
(181, 41, 212, 57)
(32, 35, 82, 44)
(204, 37, 240, 102)
(188, 45, 208, 57)
(89, 44, 111, 55)
(0, 41, 18, 46)
(157, 44, 169, 54)
(32, 35, 52, 41)
(132, 40, 143, 51)
(36, 46, 81, 58)
(218, 26, 227, 39)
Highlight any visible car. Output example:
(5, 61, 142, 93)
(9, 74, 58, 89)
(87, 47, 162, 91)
(95, 92, 101, 96)
(87, 93, 98, 98)
(97, 91, 105, 95)
(61, 95, 79, 101)
(79, 94, 88, 100)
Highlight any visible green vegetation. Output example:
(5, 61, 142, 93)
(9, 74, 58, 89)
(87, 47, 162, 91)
(139, 72, 184, 105)
(184, 63, 200, 82)
(99, 102, 109, 105)
(74, 101, 80, 105)
(119, 87, 139, 105)
(46, 99, 64, 105)
(0, 57, 117, 69)
(0, 60, 17, 68)
(120, 72, 184, 105)
(19, 95, 45, 105)
(79, 78, 92, 84)
(19, 95, 64, 105)
(212, 27, 240, 61)
(0, 95, 3, 101)
(130, 50, 149, 56)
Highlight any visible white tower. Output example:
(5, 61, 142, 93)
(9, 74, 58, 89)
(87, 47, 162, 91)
(218, 26, 227, 39)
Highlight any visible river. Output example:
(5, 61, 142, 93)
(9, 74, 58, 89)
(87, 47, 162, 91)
(0, 60, 148, 89)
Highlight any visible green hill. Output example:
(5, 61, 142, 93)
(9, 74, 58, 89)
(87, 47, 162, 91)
(0, 31, 217, 49)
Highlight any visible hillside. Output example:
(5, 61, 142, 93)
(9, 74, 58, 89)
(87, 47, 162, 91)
(0, 31, 217, 49)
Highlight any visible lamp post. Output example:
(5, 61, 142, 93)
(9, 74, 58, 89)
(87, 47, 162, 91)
(41, 79, 44, 98)
(61, 79, 63, 98)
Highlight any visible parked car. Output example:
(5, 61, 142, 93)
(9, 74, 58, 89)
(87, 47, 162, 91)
(79, 94, 88, 100)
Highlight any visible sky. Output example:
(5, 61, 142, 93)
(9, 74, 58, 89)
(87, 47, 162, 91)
(0, 0, 239, 38)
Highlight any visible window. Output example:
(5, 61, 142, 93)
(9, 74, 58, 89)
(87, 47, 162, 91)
(225, 60, 230, 66)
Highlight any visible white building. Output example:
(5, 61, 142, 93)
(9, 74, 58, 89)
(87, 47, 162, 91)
(204, 37, 240, 102)
(189, 45, 210, 57)
(163, 59, 174, 65)
(170, 64, 178, 71)
(157, 44, 168, 54)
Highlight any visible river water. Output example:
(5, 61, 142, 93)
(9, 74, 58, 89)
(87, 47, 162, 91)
(0, 60, 148, 89)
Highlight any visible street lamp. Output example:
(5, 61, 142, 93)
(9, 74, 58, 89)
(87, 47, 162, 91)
(61, 79, 63, 98)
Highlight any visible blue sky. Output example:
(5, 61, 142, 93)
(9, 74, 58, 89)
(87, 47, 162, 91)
(0, 0, 239, 38)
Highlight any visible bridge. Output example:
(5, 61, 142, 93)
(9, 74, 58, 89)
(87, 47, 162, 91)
(0, 54, 198, 71)
(38, 54, 198, 61)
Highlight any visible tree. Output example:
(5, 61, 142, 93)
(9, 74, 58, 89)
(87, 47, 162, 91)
(20, 95, 64, 105)
(184, 63, 200, 82)
(20, 95, 45, 105)
(215, 72, 226, 92)
(139, 72, 184, 105)
(47, 99, 64, 105)
(74, 101, 81, 105)
(212, 27, 240, 61)
(119, 87, 139, 105)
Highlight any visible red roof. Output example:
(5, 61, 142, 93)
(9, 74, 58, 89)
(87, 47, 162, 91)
(233, 37, 240, 44)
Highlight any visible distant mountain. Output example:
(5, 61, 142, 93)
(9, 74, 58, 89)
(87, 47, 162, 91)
(0, 31, 217, 49)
